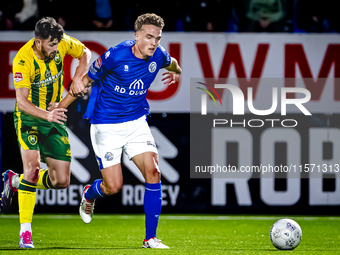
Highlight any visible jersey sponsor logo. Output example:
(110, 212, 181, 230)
(89, 65, 97, 75)
(95, 58, 102, 68)
(105, 152, 114, 161)
(14, 72, 23, 83)
(45, 69, 51, 78)
(105, 51, 110, 59)
(129, 79, 144, 89)
(149, 61, 157, 73)
(32, 70, 62, 88)
(28, 135, 38, 146)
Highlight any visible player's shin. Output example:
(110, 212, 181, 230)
(18, 179, 37, 234)
(85, 179, 106, 201)
(144, 182, 162, 241)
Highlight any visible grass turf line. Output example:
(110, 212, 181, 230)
(0, 214, 339, 254)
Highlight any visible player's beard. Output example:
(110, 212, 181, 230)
(41, 45, 56, 62)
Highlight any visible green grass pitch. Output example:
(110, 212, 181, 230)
(0, 214, 339, 254)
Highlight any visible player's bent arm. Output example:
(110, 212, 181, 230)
(57, 92, 78, 109)
(162, 57, 182, 86)
(53, 74, 94, 110)
(16, 87, 68, 125)
(70, 47, 92, 96)
(165, 57, 182, 75)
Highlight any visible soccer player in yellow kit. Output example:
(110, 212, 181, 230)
(0, 17, 91, 248)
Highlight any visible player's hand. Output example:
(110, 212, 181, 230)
(47, 102, 59, 111)
(46, 108, 68, 124)
(70, 77, 87, 97)
(161, 71, 181, 86)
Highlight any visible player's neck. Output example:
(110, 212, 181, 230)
(32, 44, 45, 61)
(132, 45, 148, 60)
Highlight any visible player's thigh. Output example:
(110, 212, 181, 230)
(90, 123, 125, 170)
(41, 127, 71, 162)
(45, 157, 71, 188)
(132, 152, 160, 183)
(101, 163, 123, 195)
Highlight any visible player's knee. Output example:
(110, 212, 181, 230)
(145, 167, 161, 183)
(103, 182, 122, 195)
(24, 165, 40, 183)
(52, 176, 70, 189)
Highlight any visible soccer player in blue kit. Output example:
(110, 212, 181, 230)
(57, 13, 181, 249)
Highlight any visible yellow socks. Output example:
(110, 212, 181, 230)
(19, 169, 52, 190)
(18, 179, 37, 225)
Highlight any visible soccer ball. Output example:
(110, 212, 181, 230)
(270, 219, 302, 250)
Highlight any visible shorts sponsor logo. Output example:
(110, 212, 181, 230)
(28, 135, 37, 145)
(147, 141, 156, 148)
(14, 72, 23, 83)
(26, 130, 38, 135)
(66, 149, 71, 157)
(105, 152, 114, 161)
(149, 61, 157, 73)
(61, 136, 70, 144)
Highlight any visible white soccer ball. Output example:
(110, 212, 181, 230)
(270, 219, 302, 250)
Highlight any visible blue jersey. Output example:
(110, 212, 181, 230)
(84, 40, 171, 124)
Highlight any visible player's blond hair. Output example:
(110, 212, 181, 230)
(134, 13, 164, 32)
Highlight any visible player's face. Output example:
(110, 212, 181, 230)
(135, 25, 162, 58)
(37, 36, 59, 61)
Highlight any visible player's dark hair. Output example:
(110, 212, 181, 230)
(134, 13, 164, 32)
(35, 17, 64, 42)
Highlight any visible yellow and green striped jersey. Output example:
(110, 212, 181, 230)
(13, 33, 84, 124)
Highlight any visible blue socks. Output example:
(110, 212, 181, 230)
(144, 182, 162, 240)
(84, 179, 162, 241)
(85, 179, 106, 202)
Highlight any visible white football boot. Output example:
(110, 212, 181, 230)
(143, 237, 169, 249)
(79, 185, 95, 224)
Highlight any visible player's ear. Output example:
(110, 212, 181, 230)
(35, 38, 42, 50)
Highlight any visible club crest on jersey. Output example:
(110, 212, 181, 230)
(28, 135, 37, 145)
(54, 53, 61, 65)
(14, 72, 23, 83)
(95, 58, 102, 68)
(105, 152, 114, 161)
(149, 62, 157, 73)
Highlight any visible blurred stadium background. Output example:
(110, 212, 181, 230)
(0, 1, 339, 252)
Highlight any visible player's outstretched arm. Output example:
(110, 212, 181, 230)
(16, 87, 68, 125)
(70, 47, 92, 97)
(48, 73, 95, 111)
(162, 57, 182, 86)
